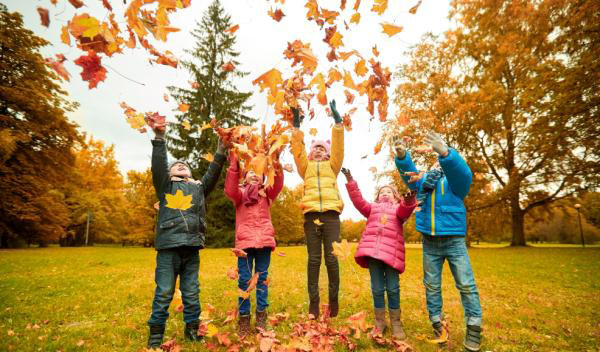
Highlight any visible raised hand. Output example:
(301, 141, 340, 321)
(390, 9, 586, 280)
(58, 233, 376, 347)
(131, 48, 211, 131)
(217, 138, 227, 154)
(329, 100, 343, 125)
(424, 131, 449, 157)
(341, 167, 353, 181)
(282, 164, 294, 173)
(391, 135, 406, 159)
(291, 107, 304, 128)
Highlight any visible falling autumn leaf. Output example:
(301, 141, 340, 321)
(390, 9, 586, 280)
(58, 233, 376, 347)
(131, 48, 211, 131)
(350, 12, 361, 24)
(344, 90, 355, 104)
(374, 140, 383, 154)
(355, 59, 368, 76)
(202, 153, 214, 162)
(253, 68, 282, 95)
(60, 24, 71, 45)
(37, 7, 50, 27)
(222, 61, 235, 71)
(381, 22, 403, 37)
(163, 94, 169, 102)
(226, 267, 238, 280)
(45, 54, 70, 81)
(268, 8, 285, 22)
(314, 218, 323, 226)
(68, 0, 84, 8)
(372, 45, 380, 57)
(332, 239, 352, 259)
(127, 113, 146, 131)
(165, 190, 193, 210)
(371, 0, 388, 15)
(225, 24, 239, 34)
(182, 120, 191, 130)
(309, 128, 318, 136)
(230, 248, 247, 258)
(409, 0, 423, 14)
(369, 166, 377, 174)
(178, 103, 189, 112)
(74, 50, 107, 89)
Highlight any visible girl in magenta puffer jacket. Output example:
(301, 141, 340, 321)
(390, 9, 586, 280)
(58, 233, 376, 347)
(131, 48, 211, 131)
(224, 152, 284, 337)
(341, 167, 417, 340)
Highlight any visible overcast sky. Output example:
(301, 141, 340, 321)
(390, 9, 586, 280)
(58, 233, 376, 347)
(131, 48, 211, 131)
(7, 0, 452, 220)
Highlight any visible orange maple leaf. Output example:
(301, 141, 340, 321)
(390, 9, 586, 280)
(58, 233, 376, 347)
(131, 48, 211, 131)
(381, 22, 403, 37)
(371, 0, 388, 15)
(268, 8, 285, 21)
(225, 24, 239, 33)
(355, 59, 368, 77)
(350, 12, 361, 24)
(178, 103, 189, 112)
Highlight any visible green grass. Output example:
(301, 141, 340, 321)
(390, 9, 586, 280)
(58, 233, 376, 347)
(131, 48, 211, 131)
(0, 246, 599, 351)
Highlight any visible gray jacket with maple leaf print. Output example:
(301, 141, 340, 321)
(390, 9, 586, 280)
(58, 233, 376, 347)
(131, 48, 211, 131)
(151, 138, 226, 250)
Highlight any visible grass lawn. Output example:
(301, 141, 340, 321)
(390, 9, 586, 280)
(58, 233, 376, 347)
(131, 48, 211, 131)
(0, 246, 599, 351)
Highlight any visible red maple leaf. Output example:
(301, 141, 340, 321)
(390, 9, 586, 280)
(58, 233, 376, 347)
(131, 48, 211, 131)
(74, 50, 107, 89)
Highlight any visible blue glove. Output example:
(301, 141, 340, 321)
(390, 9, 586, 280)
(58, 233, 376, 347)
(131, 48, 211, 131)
(329, 100, 342, 124)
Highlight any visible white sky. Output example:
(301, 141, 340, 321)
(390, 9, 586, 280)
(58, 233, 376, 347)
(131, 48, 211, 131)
(7, 0, 451, 220)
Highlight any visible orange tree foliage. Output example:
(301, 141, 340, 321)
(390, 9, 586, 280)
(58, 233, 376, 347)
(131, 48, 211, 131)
(63, 137, 130, 245)
(270, 184, 304, 245)
(0, 6, 80, 247)
(394, 0, 600, 246)
(124, 169, 157, 246)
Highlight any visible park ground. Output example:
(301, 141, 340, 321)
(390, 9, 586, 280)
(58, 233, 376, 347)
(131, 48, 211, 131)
(0, 245, 599, 351)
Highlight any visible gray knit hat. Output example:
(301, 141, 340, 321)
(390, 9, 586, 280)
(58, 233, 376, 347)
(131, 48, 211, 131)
(168, 160, 191, 174)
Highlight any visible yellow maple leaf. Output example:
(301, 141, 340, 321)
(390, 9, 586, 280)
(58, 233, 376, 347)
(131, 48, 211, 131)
(371, 0, 388, 15)
(343, 70, 359, 91)
(77, 17, 101, 39)
(327, 68, 343, 85)
(332, 239, 352, 259)
(200, 122, 212, 131)
(61, 24, 70, 45)
(182, 120, 191, 130)
(206, 323, 219, 338)
(350, 12, 361, 24)
(355, 59, 368, 77)
(165, 190, 193, 210)
(203, 153, 214, 162)
(380, 214, 388, 225)
(309, 128, 318, 136)
(179, 103, 189, 112)
(329, 31, 344, 49)
(314, 218, 323, 226)
(381, 22, 403, 37)
(127, 113, 146, 131)
(252, 68, 282, 96)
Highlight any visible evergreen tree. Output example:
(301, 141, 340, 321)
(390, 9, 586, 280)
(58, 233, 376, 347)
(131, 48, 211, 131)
(167, 0, 254, 247)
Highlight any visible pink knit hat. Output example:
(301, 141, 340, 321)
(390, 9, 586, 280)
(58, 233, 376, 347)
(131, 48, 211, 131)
(308, 140, 331, 160)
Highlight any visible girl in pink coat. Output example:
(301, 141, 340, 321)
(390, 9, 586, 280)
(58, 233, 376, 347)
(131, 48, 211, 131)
(224, 152, 284, 336)
(341, 167, 417, 339)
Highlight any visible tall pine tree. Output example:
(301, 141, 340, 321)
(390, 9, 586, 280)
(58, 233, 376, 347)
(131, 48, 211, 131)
(167, 0, 254, 247)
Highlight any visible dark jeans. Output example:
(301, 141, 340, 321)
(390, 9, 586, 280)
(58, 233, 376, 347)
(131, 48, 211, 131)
(304, 211, 340, 304)
(148, 247, 200, 325)
(238, 247, 271, 315)
(422, 235, 482, 326)
(368, 258, 401, 309)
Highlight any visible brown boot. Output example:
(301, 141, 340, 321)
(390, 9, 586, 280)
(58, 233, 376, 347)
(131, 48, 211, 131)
(238, 314, 251, 338)
(329, 297, 339, 318)
(372, 308, 387, 334)
(255, 309, 268, 331)
(389, 309, 406, 340)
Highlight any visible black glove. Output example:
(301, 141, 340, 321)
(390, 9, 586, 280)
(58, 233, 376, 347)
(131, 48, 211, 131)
(292, 108, 304, 128)
(341, 167, 353, 181)
(330, 100, 343, 124)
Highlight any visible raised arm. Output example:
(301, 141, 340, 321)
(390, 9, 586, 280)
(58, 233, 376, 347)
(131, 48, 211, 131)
(266, 163, 284, 200)
(438, 148, 472, 199)
(201, 141, 227, 197)
(394, 152, 422, 191)
(290, 128, 308, 179)
(224, 153, 242, 207)
(341, 168, 371, 218)
(330, 125, 344, 174)
(151, 124, 169, 199)
(396, 191, 417, 221)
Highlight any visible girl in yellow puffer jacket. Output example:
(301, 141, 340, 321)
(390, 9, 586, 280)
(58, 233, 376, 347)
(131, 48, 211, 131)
(290, 100, 345, 319)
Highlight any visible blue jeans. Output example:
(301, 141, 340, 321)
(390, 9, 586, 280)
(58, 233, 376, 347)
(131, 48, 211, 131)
(368, 258, 401, 309)
(422, 235, 482, 326)
(148, 247, 200, 325)
(238, 248, 271, 315)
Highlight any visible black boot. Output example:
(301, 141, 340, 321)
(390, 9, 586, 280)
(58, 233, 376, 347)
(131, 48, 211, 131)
(464, 325, 482, 351)
(432, 321, 444, 338)
(147, 324, 165, 349)
(238, 314, 251, 338)
(309, 297, 320, 319)
(329, 297, 339, 318)
(184, 322, 203, 342)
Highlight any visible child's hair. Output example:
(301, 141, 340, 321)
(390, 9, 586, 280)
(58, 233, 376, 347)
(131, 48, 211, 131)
(375, 184, 401, 203)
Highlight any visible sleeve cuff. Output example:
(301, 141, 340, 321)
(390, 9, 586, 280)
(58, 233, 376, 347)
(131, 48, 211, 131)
(151, 139, 166, 146)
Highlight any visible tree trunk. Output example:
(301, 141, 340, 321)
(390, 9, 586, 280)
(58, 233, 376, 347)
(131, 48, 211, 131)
(510, 201, 526, 246)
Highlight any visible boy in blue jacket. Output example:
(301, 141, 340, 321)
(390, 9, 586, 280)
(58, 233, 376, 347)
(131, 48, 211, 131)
(394, 132, 482, 351)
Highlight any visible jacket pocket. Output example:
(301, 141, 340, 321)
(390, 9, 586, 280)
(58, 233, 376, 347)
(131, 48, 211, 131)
(159, 214, 200, 233)
(439, 205, 466, 234)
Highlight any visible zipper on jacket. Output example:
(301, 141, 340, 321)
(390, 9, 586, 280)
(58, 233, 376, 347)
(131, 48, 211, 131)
(441, 179, 445, 195)
(431, 188, 436, 236)
(317, 162, 323, 212)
